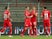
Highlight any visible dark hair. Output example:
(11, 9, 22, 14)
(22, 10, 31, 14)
(25, 6, 29, 8)
(5, 6, 8, 10)
(44, 7, 47, 9)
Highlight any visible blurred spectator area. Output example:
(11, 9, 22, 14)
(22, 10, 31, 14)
(0, 0, 52, 22)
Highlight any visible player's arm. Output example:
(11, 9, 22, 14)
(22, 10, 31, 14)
(29, 14, 33, 18)
(26, 13, 33, 18)
(49, 11, 51, 17)
(34, 11, 38, 17)
(25, 14, 31, 18)
(41, 13, 43, 17)
(41, 11, 44, 17)
(8, 11, 12, 21)
(6, 14, 12, 21)
(35, 12, 38, 17)
(8, 14, 12, 21)
(25, 11, 32, 18)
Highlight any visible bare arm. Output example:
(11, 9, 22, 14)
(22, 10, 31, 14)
(34, 12, 38, 17)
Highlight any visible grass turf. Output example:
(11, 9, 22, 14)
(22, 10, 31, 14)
(0, 35, 52, 39)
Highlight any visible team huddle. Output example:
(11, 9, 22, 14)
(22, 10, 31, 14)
(21, 6, 51, 37)
(0, 6, 51, 37)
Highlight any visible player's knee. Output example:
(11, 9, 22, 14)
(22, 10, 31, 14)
(9, 26, 12, 29)
(33, 22, 37, 26)
(34, 26, 36, 28)
(34, 22, 36, 24)
(25, 27, 28, 30)
(48, 27, 50, 29)
(30, 26, 32, 29)
(4, 27, 6, 30)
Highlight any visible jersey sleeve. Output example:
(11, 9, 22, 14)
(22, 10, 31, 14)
(4, 10, 9, 15)
(48, 10, 51, 18)
(25, 10, 29, 17)
(31, 10, 34, 16)
(35, 10, 38, 16)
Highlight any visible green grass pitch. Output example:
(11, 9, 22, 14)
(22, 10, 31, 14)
(0, 35, 52, 39)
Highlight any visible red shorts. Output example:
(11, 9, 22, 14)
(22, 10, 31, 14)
(44, 20, 51, 27)
(3, 20, 12, 27)
(31, 18, 37, 26)
(24, 19, 32, 27)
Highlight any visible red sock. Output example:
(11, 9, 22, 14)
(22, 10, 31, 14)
(1, 27, 6, 32)
(47, 28, 50, 35)
(44, 26, 46, 34)
(33, 28, 36, 35)
(8, 27, 12, 35)
(29, 29, 33, 35)
(21, 28, 26, 35)
(44, 29, 48, 35)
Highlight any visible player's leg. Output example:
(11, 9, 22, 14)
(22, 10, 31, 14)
(0, 27, 6, 32)
(0, 26, 6, 32)
(44, 22, 49, 37)
(1, 21, 7, 32)
(8, 22, 12, 37)
(47, 26, 50, 36)
(0, 22, 7, 36)
(8, 26, 12, 37)
(29, 23, 33, 36)
(29, 21, 33, 36)
(44, 22, 47, 35)
(33, 22, 37, 36)
(0, 27, 6, 36)
(47, 21, 51, 36)
(21, 20, 30, 36)
(21, 26, 28, 36)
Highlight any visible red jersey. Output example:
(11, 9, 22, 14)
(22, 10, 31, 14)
(41, 10, 51, 21)
(31, 10, 37, 22)
(4, 10, 11, 21)
(24, 9, 31, 23)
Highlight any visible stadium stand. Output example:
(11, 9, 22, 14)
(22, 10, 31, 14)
(0, 0, 52, 22)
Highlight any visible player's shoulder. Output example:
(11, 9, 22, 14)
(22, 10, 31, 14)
(46, 10, 50, 13)
(32, 10, 35, 13)
(5, 10, 9, 12)
(48, 10, 50, 12)
(4, 10, 9, 14)
(32, 10, 34, 11)
(4, 10, 7, 13)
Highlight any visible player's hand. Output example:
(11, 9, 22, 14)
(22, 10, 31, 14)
(28, 15, 33, 18)
(34, 13, 38, 17)
(30, 15, 33, 18)
(27, 16, 31, 18)
(10, 19, 13, 21)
